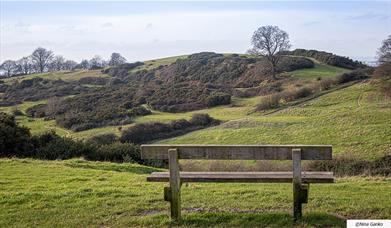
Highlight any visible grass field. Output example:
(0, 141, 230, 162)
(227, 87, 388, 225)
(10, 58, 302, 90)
(3, 70, 109, 84)
(161, 81, 391, 160)
(0, 158, 390, 227)
(290, 63, 350, 79)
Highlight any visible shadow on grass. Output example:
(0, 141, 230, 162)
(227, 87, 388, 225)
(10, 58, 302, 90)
(144, 212, 345, 227)
(63, 159, 161, 174)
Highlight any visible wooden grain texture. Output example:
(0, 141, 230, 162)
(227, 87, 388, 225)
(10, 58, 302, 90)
(146, 171, 334, 183)
(141, 144, 332, 160)
(168, 149, 181, 221)
(292, 148, 302, 220)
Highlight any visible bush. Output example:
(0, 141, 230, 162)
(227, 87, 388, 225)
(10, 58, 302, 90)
(34, 137, 94, 160)
(335, 68, 371, 84)
(0, 112, 33, 157)
(85, 142, 140, 163)
(308, 154, 391, 176)
(204, 92, 231, 107)
(189, 113, 218, 126)
(120, 113, 220, 144)
(373, 63, 391, 98)
(86, 133, 118, 146)
(256, 94, 281, 111)
(320, 78, 335, 91)
(282, 49, 367, 69)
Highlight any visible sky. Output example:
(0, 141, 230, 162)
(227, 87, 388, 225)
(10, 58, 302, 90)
(0, 1, 390, 63)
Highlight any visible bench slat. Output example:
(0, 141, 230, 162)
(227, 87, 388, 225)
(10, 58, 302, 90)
(141, 144, 332, 160)
(147, 171, 334, 183)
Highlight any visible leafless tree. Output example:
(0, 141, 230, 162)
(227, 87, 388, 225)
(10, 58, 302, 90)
(248, 25, 291, 79)
(16, 56, 33, 75)
(89, 55, 105, 69)
(78, 59, 90, 70)
(109, 52, 127, 66)
(378, 35, 391, 64)
(31, 47, 54, 73)
(0, 60, 17, 77)
(50, 55, 66, 71)
(63, 60, 78, 71)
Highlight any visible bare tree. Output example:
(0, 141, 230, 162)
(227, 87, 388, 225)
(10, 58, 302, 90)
(63, 60, 78, 71)
(248, 25, 291, 79)
(89, 55, 104, 69)
(109, 52, 127, 66)
(16, 56, 33, 75)
(78, 59, 90, 70)
(50, 55, 66, 71)
(378, 35, 391, 64)
(31, 47, 54, 73)
(0, 60, 17, 77)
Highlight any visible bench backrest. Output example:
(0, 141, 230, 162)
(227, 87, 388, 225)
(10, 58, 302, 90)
(141, 144, 332, 160)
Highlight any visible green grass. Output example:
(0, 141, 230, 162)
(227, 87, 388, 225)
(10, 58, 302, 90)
(291, 63, 350, 79)
(3, 70, 109, 84)
(161, 82, 391, 160)
(1, 158, 390, 227)
(131, 55, 188, 73)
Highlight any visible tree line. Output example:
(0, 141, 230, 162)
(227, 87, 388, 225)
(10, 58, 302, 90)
(0, 47, 128, 77)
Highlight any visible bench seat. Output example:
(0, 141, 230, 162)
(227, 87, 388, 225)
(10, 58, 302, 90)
(147, 171, 334, 183)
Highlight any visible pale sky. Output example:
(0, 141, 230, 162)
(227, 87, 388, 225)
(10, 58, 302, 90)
(0, 1, 390, 63)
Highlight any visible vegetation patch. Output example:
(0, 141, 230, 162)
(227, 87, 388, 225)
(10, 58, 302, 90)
(120, 113, 220, 144)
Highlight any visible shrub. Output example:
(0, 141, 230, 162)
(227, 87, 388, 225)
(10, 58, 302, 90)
(256, 94, 281, 111)
(282, 49, 367, 69)
(120, 113, 220, 144)
(34, 137, 94, 160)
(0, 112, 33, 157)
(335, 68, 371, 84)
(320, 78, 335, 91)
(85, 142, 140, 163)
(26, 104, 47, 118)
(189, 113, 218, 126)
(373, 63, 391, 98)
(308, 154, 391, 177)
(86, 133, 118, 146)
(78, 77, 108, 85)
(204, 92, 231, 107)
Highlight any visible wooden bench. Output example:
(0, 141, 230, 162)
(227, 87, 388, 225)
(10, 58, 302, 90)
(141, 144, 334, 221)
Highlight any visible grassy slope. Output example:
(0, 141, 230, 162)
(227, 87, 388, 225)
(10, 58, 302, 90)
(1, 159, 390, 227)
(290, 63, 350, 79)
(161, 81, 391, 160)
(3, 70, 108, 84)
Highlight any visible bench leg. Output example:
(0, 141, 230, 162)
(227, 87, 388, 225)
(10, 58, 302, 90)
(168, 148, 181, 221)
(292, 148, 302, 221)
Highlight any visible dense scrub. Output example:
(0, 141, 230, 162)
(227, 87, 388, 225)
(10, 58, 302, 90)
(26, 88, 152, 131)
(0, 77, 91, 106)
(282, 49, 366, 69)
(0, 112, 141, 162)
(120, 113, 220, 144)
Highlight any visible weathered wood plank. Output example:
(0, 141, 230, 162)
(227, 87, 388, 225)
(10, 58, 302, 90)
(146, 171, 334, 183)
(292, 148, 302, 220)
(141, 144, 332, 160)
(168, 149, 181, 221)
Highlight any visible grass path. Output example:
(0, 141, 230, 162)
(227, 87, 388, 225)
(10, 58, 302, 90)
(1, 159, 390, 227)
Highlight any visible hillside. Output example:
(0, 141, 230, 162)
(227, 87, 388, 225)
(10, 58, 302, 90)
(1, 50, 387, 161)
(1, 159, 390, 227)
(160, 81, 391, 160)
